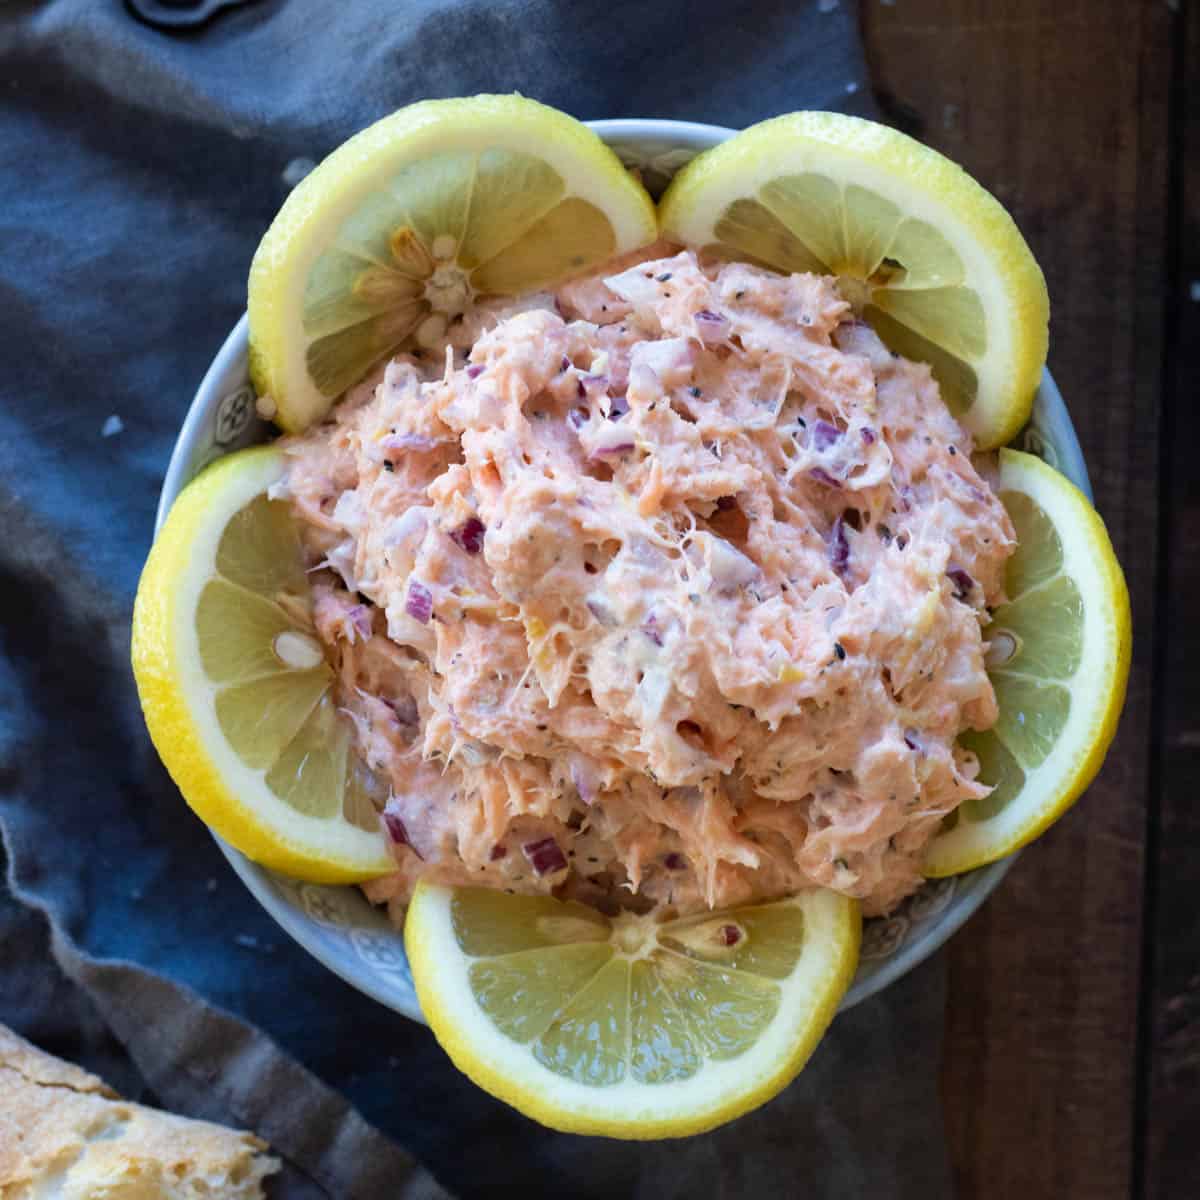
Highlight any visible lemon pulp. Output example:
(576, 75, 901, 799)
(406, 881, 860, 1138)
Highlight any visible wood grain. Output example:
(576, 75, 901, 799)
(861, 0, 1175, 1195)
(1141, 1, 1199, 1195)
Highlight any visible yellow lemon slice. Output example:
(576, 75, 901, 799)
(131, 446, 393, 882)
(924, 449, 1130, 876)
(248, 94, 657, 432)
(405, 881, 860, 1138)
(658, 111, 1049, 449)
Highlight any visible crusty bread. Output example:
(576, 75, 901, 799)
(0, 1025, 279, 1199)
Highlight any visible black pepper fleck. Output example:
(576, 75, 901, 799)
(834, 642, 846, 661)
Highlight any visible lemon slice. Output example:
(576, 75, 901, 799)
(658, 112, 1049, 449)
(248, 94, 657, 432)
(405, 881, 860, 1138)
(924, 449, 1130, 876)
(131, 446, 393, 882)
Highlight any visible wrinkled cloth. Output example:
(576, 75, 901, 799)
(0, 1, 951, 1196)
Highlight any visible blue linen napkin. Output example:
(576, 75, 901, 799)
(0, 1, 951, 1196)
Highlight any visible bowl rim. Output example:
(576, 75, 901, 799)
(158, 116, 1087, 1022)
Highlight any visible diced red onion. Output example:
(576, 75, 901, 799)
(664, 852, 687, 871)
(577, 378, 586, 398)
(947, 567, 975, 601)
(560, 355, 570, 372)
(405, 580, 433, 623)
(809, 467, 842, 489)
(903, 729, 924, 754)
(812, 420, 843, 452)
(466, 364, 485, 379)
(607, 393, 630, 420)
(450, 517, 486, 555)
(828, 514, 850, 577)
(490, 843, 508, 861)
(582, 373, 608, 391)
(570, 757, 600, 805)
(642, 612, 664, 647)
(586, 596, 618, 627)
(718, 924, 741, 947)
(382, 812, 423, 859)
(694, 309, 729, 344)
(522, 837, 567, 876)
(861, 426, 877, 445)
(347, 604, 374, 641)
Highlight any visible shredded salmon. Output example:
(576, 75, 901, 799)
(280, 248, 1015, 918)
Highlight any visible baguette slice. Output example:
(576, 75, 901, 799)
(0, 1025, 280, 1199)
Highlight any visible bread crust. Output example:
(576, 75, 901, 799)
(0, 1025, 279, 1199)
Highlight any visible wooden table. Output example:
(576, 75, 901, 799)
(863, 0, 1192, 1195)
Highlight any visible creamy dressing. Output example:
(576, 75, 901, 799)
(283, 248, 1015, 919)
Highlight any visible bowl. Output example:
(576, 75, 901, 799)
(157, 118, 1090, 1022)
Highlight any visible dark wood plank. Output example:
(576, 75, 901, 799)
(861, 1, 1173, 1195)
(1141, 0, 1200, 1194)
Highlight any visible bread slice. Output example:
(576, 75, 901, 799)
(0, 1025, 279, 1199)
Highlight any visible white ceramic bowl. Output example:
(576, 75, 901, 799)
(157, 119, 1090, 1022)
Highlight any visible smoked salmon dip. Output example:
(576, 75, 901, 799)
(278, 246, 1016, 921)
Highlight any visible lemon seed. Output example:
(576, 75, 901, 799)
(274, 630, 324, 670)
